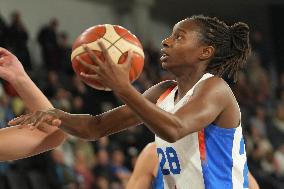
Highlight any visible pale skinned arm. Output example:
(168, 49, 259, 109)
(0, 47, 66, 161)
(249, 172, 260, 189)
(126, 142, 158, 189)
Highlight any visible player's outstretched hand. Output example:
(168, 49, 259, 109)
(77, 42, 133, 93)
(0, 47, 26, 83)
(8, 109, 62, 130)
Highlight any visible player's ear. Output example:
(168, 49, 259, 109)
(199, 46, 214, 60)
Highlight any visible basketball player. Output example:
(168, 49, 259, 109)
(127, 142, 260, 189)
(0, 47, 67, 161)
(0, 47, 257, 189)
(10, 15, 252, 188)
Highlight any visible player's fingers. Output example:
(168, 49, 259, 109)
(82, 44, 104, 66)
(52, 119, 62, 127)
(8, 114, 30, 126)
(97, 41, 113, 65)
(0, 56, 10, 65)
(17, 123, 29, 129)
(0, 47, 12, 57)
(21, 116, 36, 126)
(80, 72, 102, 81)
(32, 116, 48, 130)
(27, 123, 37, 130)
(124, 50, 133, 69)
(77, 56, 100, 73)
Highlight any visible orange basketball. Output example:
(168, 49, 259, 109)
(71, 24, 144, 91)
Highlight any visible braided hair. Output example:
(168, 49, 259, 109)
(188, 15, 251, 81)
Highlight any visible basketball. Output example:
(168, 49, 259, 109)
(71, 24, 145, 90)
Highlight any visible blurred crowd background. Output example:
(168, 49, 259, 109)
(0, 0, 284, 189)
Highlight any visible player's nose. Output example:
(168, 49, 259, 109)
(162, 37, 171, 48)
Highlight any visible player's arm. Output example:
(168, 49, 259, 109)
(126, 142, 158, 189)
(74, 44, 230, 142)
(249, 171, 259, 189)
(115, 76, 229, 142)
(9, 79, 175, 140)
(56, 81, 172, 139)
(0, 47, 66, 161)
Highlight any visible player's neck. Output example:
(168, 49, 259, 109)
(175, 70, 205, 102)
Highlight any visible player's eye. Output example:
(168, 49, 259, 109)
(175, 34, 183, 41)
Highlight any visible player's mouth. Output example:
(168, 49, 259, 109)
(160, 49, 169, 62)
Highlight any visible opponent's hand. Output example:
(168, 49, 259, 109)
(0, 47, 26, 83)
(77, 42, 133, 92)
(8, 109, 62, 130)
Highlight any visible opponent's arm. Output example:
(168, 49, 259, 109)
(249, 172, 259, 189)
(0, 47, 66, 161)
(126, 142, 158, 189)
(0, 124, 65, 161)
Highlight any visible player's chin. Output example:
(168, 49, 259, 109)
(161, 61, 171, 70)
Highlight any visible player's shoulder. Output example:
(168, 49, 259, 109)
(142, 142, 157, 157)
(136, 142, 158, 172)
(194, 76, 231, 96)
(192, 76, 233, 106)
(143, 80, 177, 103)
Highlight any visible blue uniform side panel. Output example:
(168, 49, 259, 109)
(152, 165, 164, 189)
(201, 124, 235, 189)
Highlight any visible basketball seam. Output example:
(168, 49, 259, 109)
(102, 32, 129, 54)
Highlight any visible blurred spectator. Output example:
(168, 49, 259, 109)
(72, 96, 85, 114)
(92, 148, 116, 184)
(251, 31, 271, 70)
(52, 87, 72, 112)
(249, 104, 269, 140)
(6, 11, 31, 70)
(44, 70, 62, 98)
(74, 150, 94, 189)
(58, 31, 73, 75)
(269, 102, 284, 150)
(37, 18, 60, 71)
(50, 149, 78, 189)
(0, 88, 15, 129)
(144, 41, 161, 79)
(74, 139, 95, 169)
(276, 72, 284, 99)
(110, 148, 131, 187)
(93, 175, 109, 189)
(0, 12, 7, 47)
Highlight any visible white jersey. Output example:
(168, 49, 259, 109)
(154, 73, 249, 189)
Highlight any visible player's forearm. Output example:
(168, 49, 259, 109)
(0, 125, 65, 161)
(55, 109, 97, 139)
(116, 84, 182, 143)
(55, 106, 140, 140)
(11, 74, 53, 111)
